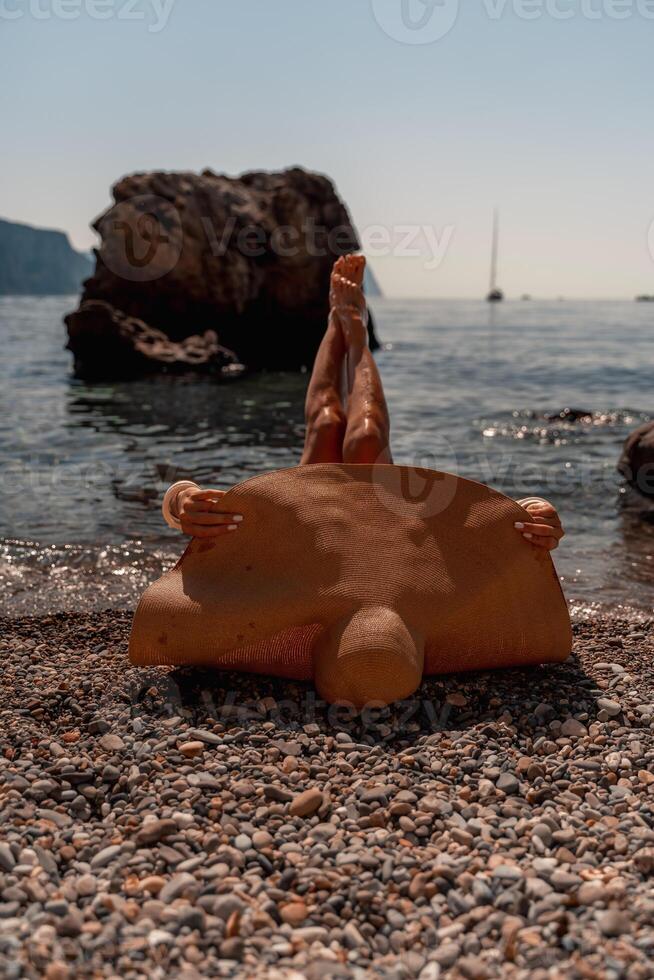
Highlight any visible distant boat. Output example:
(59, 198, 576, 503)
(521, 293, 532, 301)
(486, 209, 504, 302)
(636, 294, 654, 302)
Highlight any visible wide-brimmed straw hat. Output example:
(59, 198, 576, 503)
(129, 463, 571, 707)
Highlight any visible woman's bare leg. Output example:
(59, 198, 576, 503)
(300, 303, 347, 465)
(331, 257, 392, 464)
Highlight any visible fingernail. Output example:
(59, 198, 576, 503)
(523, 532, 533, 540)
(514, 522, 525, 529)
(227, 524, 238, 531)
(232, 515, 243, 522)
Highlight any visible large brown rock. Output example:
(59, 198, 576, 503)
(65, 167, 377, 379)
(619, 421, 654, 497)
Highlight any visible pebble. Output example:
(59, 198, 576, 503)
(158, 873, 198, 904)
(560, 718, 587, 737)
(75, 875, 97, 898)
(1, 611, 653, 979)
(597, 909, 631, 937)
(578, 881, 605, 905)
(220, 938, 244, 961)
(134, 818, 178, 847)
(263, 784, 293, 803)
(212, 895, 245, 921)
(140, 876, 166, 895)
(531, 822, 553, 846)
(280, 901, 308, 925)
(343, 922, 366, 949)
(0, 844, 16, 872)
(597, 698, 622, 717)
(308, 823, 336, 840)
(90, 845, 122, 869)
(289, 787, 324, 817)
(98, 733, 125, 752)
(633, 847, 654, 874)
(187, 728, 223, 745)
(496, 772, 519, 794)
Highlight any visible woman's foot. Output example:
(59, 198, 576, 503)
(330, 255, 368, 350)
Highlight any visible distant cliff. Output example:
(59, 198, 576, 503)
(0, 217, 92, 295)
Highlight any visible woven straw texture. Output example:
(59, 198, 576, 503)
(129, 464, 571, 707)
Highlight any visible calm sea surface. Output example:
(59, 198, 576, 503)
(1, 295, 653, 618)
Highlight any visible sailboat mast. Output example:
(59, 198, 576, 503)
(490, 208, 499, 294)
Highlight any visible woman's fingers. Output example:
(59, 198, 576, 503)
(524, 534, 559, 551)
(180, 521, 240, 538)
(524, 502, 562, 525)
(515, 522, 564, 540)
(185, 498, 241, 515)
(514, 521, 561, 551)
(180, 512, 242, 526)
(187, 489, 226, 504)
(190, 488, 226, 498)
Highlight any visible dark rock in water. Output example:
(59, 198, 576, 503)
(0, 217, 92, 296)
(66, 300, 243, 380)
(619, 421, 654, 497)
(544, 408, 593, 423)
(65, 167, 378, 379)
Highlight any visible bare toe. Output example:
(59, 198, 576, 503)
(341, 254, 356, 282)
(350, 254, 366, 288)
(341, 253, 365, 288)
(332, 256, 346, 280)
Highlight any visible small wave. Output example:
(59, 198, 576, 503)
(479, 408, 649, 445)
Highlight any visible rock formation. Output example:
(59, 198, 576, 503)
(65, 167, 378, 379)
(66, 301, 243, 380)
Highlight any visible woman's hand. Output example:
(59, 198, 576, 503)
(174, 487, 243, 538)
(515, 500, 564, 552)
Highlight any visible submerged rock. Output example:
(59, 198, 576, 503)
(65, 167, 377, 379)
(66, 300, 243, 380)
(618, 421, 654, 497)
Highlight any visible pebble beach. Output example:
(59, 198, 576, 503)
(1, 610, 653, 979)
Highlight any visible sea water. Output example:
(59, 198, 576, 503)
(1, 295, 653, 618)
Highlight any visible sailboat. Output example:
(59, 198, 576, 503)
(486, 209, 504, 302)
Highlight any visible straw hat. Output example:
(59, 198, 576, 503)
(129, 464, 571, 707)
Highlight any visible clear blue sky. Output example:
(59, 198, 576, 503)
(2, 0, 653, 297)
